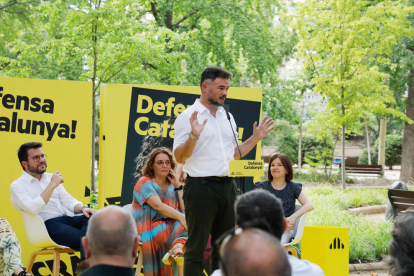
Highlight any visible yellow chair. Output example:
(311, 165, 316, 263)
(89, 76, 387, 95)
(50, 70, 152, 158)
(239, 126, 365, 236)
(20, 210, 76, 276)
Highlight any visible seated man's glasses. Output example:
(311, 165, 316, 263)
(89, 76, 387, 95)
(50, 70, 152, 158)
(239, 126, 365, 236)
(31, 154, 47, 162)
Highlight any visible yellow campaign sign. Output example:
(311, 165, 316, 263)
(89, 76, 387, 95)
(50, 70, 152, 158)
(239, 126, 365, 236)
(301, 226, 349, 276)
(0, 77, 92, 276)
(228, 160, 265, 177)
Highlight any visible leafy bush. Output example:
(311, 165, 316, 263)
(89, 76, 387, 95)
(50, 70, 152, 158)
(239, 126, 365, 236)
(294, 170, 356, 184)
(358, 134, 402, 169)
(302, 135, 334, 167)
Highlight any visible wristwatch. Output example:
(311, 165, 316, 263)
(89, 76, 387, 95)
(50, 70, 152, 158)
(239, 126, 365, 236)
(174, 185, 184, 191)
(189, 131, 200, 140)
(80, 205, 88, 212)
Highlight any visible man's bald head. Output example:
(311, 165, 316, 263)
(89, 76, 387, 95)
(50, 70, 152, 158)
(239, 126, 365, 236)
(85, 206, 137, 259)
(220, 228, 291, 276)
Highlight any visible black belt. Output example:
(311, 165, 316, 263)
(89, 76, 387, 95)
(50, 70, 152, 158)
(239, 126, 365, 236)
(187, 174, 232, 182)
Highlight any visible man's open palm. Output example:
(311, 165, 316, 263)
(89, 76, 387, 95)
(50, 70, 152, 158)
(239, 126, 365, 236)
(189, 111, 207, 136)
(253, 116, 274, 140)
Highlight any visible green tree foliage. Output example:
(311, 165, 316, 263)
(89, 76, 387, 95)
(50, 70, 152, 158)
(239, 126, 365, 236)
(358, 134, 403, 169)
(268, 120, 299, 164)
(1, 0, 298, 189)
(291, 0, 413, 186)
(304, 111, 340, 176)
(292, 0, 413, 127)
(380, 8, 414, 181)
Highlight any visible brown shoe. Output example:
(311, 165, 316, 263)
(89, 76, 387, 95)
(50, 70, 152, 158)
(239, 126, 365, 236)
(75, 259, 90, 274)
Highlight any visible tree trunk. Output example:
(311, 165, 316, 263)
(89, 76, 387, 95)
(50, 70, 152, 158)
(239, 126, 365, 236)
(400, 69, 414, 182)
(341, 124, 346, 189)
(298, 102, 304, 170)
(378, 119, 387, 169)
(91, 86, 96, 192)
(365, 117, 371, 165)
(90, 20, 98, 192)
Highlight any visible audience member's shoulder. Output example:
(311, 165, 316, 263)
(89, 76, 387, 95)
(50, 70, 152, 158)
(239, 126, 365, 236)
(288, 255, 324, 276)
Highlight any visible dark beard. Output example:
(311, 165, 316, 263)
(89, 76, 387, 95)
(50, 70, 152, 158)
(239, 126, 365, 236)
(208, 97, 222, 106)
(27, 163, 47, 175)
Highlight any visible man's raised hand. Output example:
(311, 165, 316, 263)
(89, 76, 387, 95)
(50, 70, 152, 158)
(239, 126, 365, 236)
(252, 116, 275, 141)
(189, 111, 207, 136)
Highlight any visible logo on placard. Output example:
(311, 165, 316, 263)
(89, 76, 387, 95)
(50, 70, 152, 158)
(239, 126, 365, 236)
(329, 237, 345, 249)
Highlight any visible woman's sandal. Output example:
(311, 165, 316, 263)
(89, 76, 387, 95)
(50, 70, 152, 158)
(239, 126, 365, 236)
(162, 251, 174, 265)
(171, 248, 184, 266)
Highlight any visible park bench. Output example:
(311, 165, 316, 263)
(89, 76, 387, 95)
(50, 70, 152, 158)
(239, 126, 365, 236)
(339, 164, 383, 177)
(388, 189, 414, 218)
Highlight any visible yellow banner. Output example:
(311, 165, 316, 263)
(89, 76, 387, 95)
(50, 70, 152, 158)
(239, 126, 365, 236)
(0, 77, 92, 275)
(229, 160, 265, 177)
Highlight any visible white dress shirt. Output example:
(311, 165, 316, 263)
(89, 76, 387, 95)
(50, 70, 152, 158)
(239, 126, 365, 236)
(173, 99, 238, 177)
(10, 171, 83, 221)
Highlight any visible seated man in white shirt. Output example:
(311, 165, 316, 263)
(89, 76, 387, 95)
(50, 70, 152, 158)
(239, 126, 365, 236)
(10, 142, 96, 273)
(211, 189, 324, 276)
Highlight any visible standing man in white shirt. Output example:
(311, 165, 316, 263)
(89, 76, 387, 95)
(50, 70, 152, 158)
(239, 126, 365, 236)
(10, 142, 96, 273)
(173, 66, 274, 276)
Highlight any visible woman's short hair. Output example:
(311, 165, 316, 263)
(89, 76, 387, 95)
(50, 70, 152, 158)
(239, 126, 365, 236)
(388, 211, 414, 276)
(141, 147, 177, 179)
(267, 153, 294, 182)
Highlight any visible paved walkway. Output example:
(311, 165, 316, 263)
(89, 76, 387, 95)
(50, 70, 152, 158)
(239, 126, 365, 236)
(350, 270, 389, 276)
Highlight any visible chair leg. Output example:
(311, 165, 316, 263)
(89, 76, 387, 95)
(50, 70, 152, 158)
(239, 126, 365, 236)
(26, 251, 39, 273)
(136, 246, 143, 276)
(53, 249, 60, 276)
(285, 246, 298, 258)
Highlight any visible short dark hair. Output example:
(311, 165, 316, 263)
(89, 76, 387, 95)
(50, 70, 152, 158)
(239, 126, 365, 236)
(141, 147, 177, 179)
(200, 66, 232, 87)
(18, 142, 43, 170)
(268, 153, 294, 182)
(388, 211, 414, 276)
(235, 189, 285, 239)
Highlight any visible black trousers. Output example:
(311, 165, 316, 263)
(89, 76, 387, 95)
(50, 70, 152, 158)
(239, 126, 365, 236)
(44, 215, 89, 260)
(183, 175, 237, 276)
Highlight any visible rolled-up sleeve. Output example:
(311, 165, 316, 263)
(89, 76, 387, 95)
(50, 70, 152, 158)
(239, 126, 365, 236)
(10, 183, 46, 215)
(57, 185, 83, 212)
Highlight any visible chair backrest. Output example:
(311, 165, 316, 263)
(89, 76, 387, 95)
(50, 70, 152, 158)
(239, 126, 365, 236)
(284, 205, 307, 246)
(19, 210, 67, 249)
(388, 189, 414, 218)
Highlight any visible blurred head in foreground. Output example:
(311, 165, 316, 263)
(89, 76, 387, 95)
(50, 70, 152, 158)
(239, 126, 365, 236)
(388, 210, 414, 276)
(235, 189, 286, 239)
(82, 205, 140, 267)
(219, 228, 290, 276)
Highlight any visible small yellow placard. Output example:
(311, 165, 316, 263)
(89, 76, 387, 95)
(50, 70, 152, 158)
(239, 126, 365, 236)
(228, 160, 265, 177)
